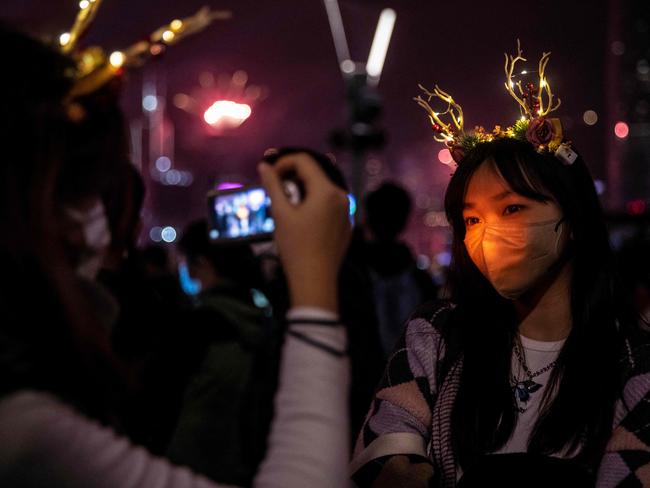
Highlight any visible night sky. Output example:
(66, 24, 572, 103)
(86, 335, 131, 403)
(3, 0, 614, 253)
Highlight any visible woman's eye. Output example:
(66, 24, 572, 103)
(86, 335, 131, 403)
(464, 216, 480, 227)
(503, 204, 524, 215)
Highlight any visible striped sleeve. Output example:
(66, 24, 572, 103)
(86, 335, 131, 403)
(350, 314, 444, 476)
(597, 337, 650, 487)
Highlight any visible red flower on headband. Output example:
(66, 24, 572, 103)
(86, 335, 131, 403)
(526, 117, 555, 147)
(450, 145, 466, 163)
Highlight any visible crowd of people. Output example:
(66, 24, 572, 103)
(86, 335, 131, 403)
(3, 22, 650, 488)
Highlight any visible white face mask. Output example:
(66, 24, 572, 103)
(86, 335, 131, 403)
(464, 218, 566, 300)
(64, 201, 111, 280)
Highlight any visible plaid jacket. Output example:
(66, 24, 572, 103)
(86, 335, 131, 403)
(351, 301, 650, 487)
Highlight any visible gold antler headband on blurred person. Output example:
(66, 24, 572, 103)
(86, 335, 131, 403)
(415, 40, 576, 166)
(57, 1, 231, 101)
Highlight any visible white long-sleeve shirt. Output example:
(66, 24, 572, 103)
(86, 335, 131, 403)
(0, 308, 350, 488)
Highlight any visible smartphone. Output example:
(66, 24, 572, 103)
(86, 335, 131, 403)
(207, 182, 357, 243)
(207, 185, 275, 243)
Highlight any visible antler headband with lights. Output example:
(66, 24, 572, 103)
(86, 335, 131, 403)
(57, 1, 231, 102)
(415, 40, 578, 166)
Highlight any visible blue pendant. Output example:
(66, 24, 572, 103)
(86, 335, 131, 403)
(513, 379, 542, 404)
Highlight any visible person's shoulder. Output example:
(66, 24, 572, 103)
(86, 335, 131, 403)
(621, 322, 650, 378)
(407, 299, 456, 328)
(393, 301, 459, 383)
(402, 300, 456, 342)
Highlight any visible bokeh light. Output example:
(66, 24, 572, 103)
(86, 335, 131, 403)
(173, 93, 191, 110)
(611, 40, 625, 56)
(583, 110, 598, 126)
(59, 32, 71, 46)
(217, 182, 244, 191)
(109, 51, 125, 68)
(627, 200, 646, 215)
(155, 156, 171, 172)
(149, 226, 162, 242)
(161, 226, 177, 243)
(341, 60, 355, 73)
(203, 100, 252, 127)
(438, 148, 453, 165)
(614, 121, 629, 139)
(142, 95, 158, 112)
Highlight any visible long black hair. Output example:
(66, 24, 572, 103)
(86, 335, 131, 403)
(443, 138, 625, 469)
(0, 25, 129, 421)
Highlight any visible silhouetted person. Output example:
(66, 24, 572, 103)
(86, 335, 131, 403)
(363, 182, 438, 356)
(0, 26, 353, 488)
(166, 220, 279, 485)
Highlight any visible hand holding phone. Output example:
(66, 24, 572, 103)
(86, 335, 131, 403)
(258, 153, 351, 312)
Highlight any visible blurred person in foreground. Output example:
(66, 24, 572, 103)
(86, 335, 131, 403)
(0, 26, 353, 488)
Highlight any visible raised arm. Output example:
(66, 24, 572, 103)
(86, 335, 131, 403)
(254, 153, 353, 487)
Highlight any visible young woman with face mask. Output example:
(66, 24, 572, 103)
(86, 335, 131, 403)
(350, 137, 650, 487)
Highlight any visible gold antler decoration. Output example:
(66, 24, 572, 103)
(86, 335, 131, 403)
(414, 84, 464, 143)
(59, 0, 103, 54)
(150, 7, 232, 46)
(536, 50, 561, 117)
(504, 39, 561, 119)
(416, 41, 573, 166)
(504, 39, 530, 118)
(116, 7, 232, 69)
(64, 6, 231, 100)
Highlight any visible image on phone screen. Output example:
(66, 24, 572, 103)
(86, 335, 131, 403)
(207, 186, 275, 242)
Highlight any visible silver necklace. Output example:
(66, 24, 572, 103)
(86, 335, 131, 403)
(511, 341, 557, 413)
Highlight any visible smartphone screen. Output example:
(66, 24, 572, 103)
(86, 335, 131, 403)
(207, 186, 275, 242)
